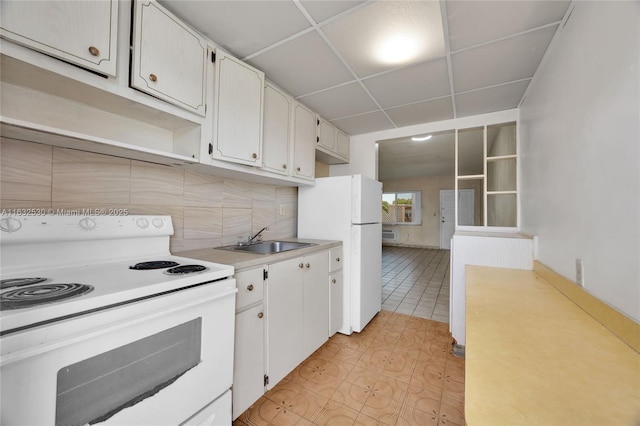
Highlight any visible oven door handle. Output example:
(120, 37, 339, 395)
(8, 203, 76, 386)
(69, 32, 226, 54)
(1, 284, 237, 366)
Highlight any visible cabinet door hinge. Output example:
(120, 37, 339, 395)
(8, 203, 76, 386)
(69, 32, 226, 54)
(264, 375, 269, 387)
(211, 52, 216, 63)
(263, 269, 268, 280)
(208, 143, 213, 155)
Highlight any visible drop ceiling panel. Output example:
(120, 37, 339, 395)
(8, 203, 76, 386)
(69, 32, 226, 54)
(363, 58, 450, 108)
(451, 25, 557, 93)
(159, 0, 310, 58)
(299, 0, 365, 24)
(248, 31, 354, 97)
(455, 80, 529, 117)
(321, 1, 445, 78)
(447, 0, 570, 51)
(385, 97, 453, 128)
(331, 111, 395, 135)
(298, 82, 378, 120)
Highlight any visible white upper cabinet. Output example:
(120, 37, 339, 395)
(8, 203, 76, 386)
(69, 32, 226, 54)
(211, 51, 264, 166)
(292, 102, 316, 181)
(0, 0, 118, 76)
(336, 129, 350, 159)
(261, 82, 291, 175)
(131, 0, 207, 116)
(317, 118, 337, 151)
(315, 115, 350, 164)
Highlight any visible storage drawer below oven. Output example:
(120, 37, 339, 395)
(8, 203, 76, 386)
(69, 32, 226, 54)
(181, 389, 231, 426)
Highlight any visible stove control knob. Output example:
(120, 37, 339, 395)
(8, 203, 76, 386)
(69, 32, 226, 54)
(0, 217, 22, 233)
(136, 218, 150, 229)
(79, 217, 97, 231)
(152, 218, 164, 228)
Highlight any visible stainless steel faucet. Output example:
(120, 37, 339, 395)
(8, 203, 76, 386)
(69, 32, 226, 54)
(249, 226, 269, 244)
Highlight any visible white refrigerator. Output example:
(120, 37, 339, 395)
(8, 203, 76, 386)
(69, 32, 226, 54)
(298, 175, 382, 334)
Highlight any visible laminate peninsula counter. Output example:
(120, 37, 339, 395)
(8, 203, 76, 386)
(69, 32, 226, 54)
(465, 265, 640, 425)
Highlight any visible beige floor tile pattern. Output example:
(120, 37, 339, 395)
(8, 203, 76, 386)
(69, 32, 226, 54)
(234, 311, 465, 426)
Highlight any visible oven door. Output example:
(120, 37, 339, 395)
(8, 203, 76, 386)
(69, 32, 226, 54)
(0, 279, 236, 426)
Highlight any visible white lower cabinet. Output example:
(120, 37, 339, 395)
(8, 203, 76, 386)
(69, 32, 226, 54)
(266, 258, 305, 388)
(232, 248, 334, 417)
(233, 304, 265, 419)
(329, 247, 344, 336)
(302, 251, 330, 357)
(266, 251, 329, 389)
(232, 267, 266, 420)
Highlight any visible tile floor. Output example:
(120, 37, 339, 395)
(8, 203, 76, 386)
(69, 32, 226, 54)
(381, 247, 450, 323)
(233, 311, 465, 426)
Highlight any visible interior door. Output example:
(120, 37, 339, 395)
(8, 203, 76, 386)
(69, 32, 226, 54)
(440, 190, 455, 249)
(441, 189, 475, 249)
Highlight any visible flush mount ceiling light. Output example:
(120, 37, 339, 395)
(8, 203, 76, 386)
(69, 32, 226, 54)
(375, 33, 423, 65)
(321, 1, 444, 76)
(411, 135, 432, 142)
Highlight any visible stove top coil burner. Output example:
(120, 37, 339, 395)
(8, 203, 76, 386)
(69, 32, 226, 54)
(164, 265, 207, 275)
(0, 277, 48, 290)
(1, 283, 94, 310)
(129, 261, 180, 270)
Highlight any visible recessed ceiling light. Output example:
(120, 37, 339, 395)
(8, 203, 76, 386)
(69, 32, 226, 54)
(411, 135, 432, 142)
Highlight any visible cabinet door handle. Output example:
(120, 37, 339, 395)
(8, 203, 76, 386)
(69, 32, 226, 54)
(282, 164, 287, 169)
(305, 263, 310, 269)
(336, 257, 340, 262)
(257, 312, 264, 319)
(246, 284, 254, 291)
(298, 263, 304, 269)
(149, 73, 158, 82)
(296, 167, 301, 172)
(252, 153, 257, 159)
(88, 46, 100, 57)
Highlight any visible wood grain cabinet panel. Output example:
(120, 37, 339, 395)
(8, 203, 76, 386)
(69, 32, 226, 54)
(131, 0, 207, 116)
(0, 0, 118, 76)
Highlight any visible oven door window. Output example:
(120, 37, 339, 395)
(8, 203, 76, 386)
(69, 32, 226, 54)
(55, 318, 202, 426)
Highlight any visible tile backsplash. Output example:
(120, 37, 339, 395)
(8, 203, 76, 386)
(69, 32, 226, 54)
(0, 137, 298, 252)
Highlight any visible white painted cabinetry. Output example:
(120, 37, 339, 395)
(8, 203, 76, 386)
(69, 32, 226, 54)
(232, 267, 266, 420)
(317, 118, 336, 151)
(329, 247, 344, 336)
(292, 102, 316, 181)
(316, 116, 350, 164)
(302, 251, 330, 357)
(336, 129, 350, 159)
(266, 251, 329, 388)
(131, 0, 207, 116)
(261, 81, 291, 175)
(0, 0, 118, 76)
(211, 51, 264, 166)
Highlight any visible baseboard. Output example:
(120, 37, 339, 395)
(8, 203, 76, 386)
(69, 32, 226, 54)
(534, 261, 639, 353)
(382, 242, 442, 250)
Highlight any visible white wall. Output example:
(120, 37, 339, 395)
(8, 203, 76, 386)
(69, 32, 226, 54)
(519, 2, 640, 321)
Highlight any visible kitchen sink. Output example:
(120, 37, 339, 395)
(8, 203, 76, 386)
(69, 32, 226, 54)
(218, 241, 316, 254)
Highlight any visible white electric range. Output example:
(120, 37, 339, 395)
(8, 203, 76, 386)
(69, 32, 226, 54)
(0, 214, 236, 426)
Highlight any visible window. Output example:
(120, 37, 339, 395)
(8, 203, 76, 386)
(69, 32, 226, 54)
(382, 191, 422, 225)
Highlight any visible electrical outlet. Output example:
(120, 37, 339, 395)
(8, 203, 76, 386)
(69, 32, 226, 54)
(279, 204, 286, 216)
(575, 259, 584, 287)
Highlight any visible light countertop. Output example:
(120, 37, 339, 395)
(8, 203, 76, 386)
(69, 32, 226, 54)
(176, 238, 341, 271)
(465, 265, 640, 425)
